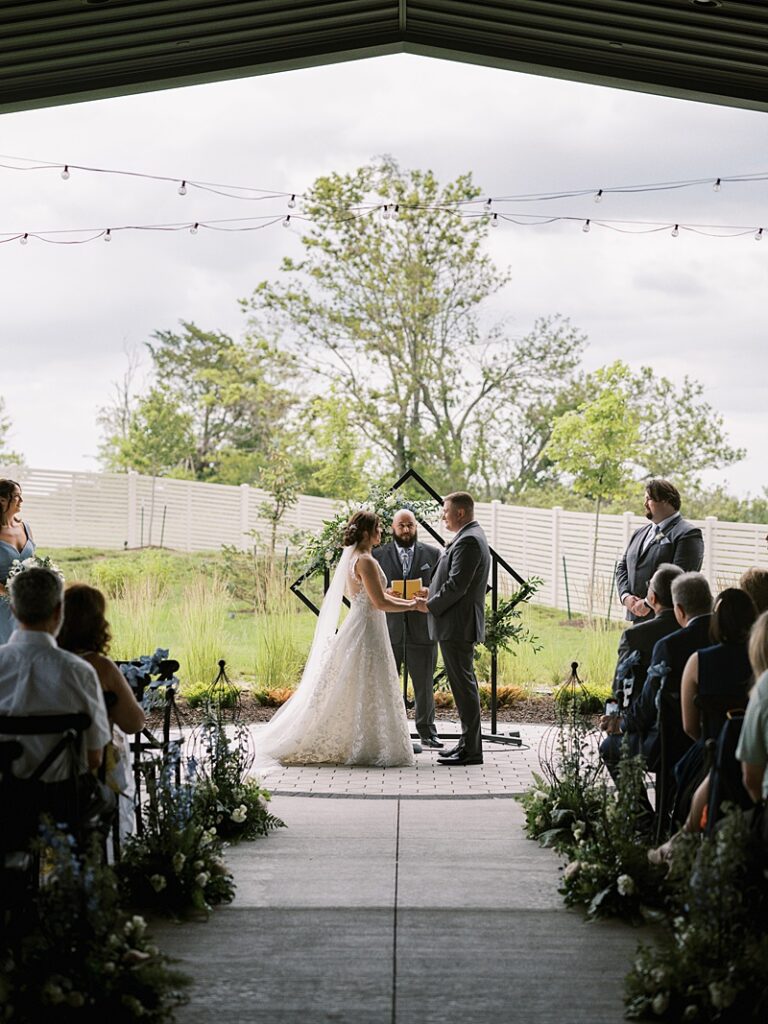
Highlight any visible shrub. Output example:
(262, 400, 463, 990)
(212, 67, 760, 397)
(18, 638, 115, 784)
(178, 578, 228, 687)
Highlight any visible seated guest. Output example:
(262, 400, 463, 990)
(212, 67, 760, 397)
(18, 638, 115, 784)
(673, 588, 756, 825)
(612, 563, 684, 707)
(650, 608, 768, 863)
(681, 588, 756, 743)
(737, 610, 768, 803)
(58, 584, 145, 838)
(600, 572, 713, 780)
(739, 567, 768, 615)
(0, 568, 111, 835)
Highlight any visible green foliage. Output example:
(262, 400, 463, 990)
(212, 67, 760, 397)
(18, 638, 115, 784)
(257, 444, 300, 551)
(104, 387, 194, 476)
(559, 750, 667, 920)
(118, 756, 235, 916)
(0, 396, 23, 465)
(2, 828, 189, 1021)
(481, 576, 543, 657)
(178, 578, 228, 686)
(625, 809, 768, 1021)
(300, 482, 441, 572)
(245, 157, 586, 498)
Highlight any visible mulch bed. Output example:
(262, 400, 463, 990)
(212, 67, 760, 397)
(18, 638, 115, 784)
(157, 692, 558, 727)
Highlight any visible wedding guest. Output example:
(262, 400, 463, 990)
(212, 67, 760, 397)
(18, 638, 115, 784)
(737, 611, 768, 802)
(0, 479, 35, 644)
(615, 479, 703, 622)
(0, 568, 110, 780)
(680, 588, 756, 743)
(739, 567, 768, 614)
(58, 584, 145, 836)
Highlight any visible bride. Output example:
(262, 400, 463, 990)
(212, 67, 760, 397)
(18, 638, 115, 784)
(256, 509, 421, 768)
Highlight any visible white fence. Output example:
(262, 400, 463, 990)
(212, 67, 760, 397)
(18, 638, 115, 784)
(3, 466, 767, 617)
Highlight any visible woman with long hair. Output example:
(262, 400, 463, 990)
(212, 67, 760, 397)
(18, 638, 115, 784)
(256, 509, 424, 768)
(0, 479, 35, 644)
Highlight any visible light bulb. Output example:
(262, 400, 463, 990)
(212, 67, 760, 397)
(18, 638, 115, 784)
(61, 165, 70, 180)
(190, 222, 199, 234)
(178, 180, 187, 196)
(287, 194, 296, 209)
(382, 205, 391, 220)
(756, 228, 764, 241)
(671, 224, 679, 237)
(491, 213, 499, 228)
(392, 204, 399, 218)
(486, 198, 493, 209)
(713, 178, 721, 192)
(582, 219, 591, 233)
(20, 233, 28, 245)
(594, 189, 603, 203)
(282, 215, 291, 228)
(104, 228, 112, 242)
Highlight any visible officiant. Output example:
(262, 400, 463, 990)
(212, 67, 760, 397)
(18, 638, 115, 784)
(374, 509, 442, 748)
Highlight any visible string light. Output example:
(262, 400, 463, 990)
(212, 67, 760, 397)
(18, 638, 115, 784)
(190, 222, 199, 234)
(382, 204, 391, 220)
(491, 213, 499, 227)
(2, 151, 768, 211)
(104, 228, 112, 241)
(582, 219, 591, 233)
(282, 215, 291, 228)
(19, 233, 28, 245)
(756, 228, 764, 241)
(671, 224, 679, 237)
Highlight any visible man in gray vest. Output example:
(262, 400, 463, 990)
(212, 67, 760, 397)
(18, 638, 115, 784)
(374, 509, 442, 747)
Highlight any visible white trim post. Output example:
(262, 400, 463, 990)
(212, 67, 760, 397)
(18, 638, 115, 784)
(127, 471, 138, 549)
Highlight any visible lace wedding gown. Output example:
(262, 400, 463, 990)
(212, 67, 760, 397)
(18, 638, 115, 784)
(256, 550, 415, 768)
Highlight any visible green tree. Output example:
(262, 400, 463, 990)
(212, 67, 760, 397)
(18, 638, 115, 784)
(0, 397, 23, 466)
(109, 387, 194, 477)
(244, 158, 585, 497)
(546, 364, 642, 615)
(295, 391, 373, 498)
(257, 445, 299, 553)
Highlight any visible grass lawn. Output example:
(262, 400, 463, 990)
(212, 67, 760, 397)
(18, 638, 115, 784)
(47, 546, 623, 701)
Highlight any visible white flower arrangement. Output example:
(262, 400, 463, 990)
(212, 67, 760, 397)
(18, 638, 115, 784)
(6, 554, 64, 585)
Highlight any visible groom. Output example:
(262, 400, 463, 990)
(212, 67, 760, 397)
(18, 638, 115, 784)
(417, 491, 490, 766)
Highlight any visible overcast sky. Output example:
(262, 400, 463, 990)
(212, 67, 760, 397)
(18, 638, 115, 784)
(1, 54, 766, 499)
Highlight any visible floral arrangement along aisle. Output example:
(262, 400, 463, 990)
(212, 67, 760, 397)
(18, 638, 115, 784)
(1, 827, 189, 1021)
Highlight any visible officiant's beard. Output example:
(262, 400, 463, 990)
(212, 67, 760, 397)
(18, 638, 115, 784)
(393, 531, 416, 549)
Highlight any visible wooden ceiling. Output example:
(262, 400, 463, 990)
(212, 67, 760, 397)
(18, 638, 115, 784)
(1, 1, 767, 114)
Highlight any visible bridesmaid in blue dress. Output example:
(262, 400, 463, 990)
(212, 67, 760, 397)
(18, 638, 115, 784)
(0, 479, 36, 643)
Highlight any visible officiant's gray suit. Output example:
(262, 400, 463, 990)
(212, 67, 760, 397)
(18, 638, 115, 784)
(373, 538, 441, 741)
(426, 520, 491, 759)
(615, 514, 704, 621)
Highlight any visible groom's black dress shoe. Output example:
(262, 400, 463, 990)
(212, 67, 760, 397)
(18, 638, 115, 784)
(438, 743, 463, 759)
(437, 753, 484, 767)
(420, 736, 444, 749)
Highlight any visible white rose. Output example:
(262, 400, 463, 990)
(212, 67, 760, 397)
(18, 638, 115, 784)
(563, 860, 581, 882)
(196, 871, 210, 888)
(617, 874, 635, 896)
(149, 874, 167, 892)
(651, 992, 669, 1015)
(172, 852, 186, 873)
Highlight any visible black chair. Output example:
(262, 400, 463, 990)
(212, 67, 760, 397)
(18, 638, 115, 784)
(653, 677, 692, 843)
(0, 712, 91, 924)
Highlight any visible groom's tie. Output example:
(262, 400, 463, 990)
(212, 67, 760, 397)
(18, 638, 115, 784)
(401, 548, 412, 577)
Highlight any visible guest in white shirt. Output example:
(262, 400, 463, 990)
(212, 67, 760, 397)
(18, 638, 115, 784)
(0, 567, 111, 782)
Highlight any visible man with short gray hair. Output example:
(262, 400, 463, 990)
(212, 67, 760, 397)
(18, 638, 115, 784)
(0, 568, 110, 782)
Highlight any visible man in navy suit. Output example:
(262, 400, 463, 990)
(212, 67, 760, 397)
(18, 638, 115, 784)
(374, 509, 442, 747)
(600, 572, 714, 778)
(616, 479, 704, 622)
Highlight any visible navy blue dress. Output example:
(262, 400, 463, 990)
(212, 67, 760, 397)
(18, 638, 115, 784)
(0, 522, 35, 643)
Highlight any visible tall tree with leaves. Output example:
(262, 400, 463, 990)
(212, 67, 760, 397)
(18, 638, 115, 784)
(244, 158, 585, 496)
(546, 364, 641, 615)
(0, 397, 23, 466)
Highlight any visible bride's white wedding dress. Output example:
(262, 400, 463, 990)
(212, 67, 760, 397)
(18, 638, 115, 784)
(255, 547, 415, 768)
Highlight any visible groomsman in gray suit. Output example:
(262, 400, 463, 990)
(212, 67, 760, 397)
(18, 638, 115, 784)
(418, 491, 491, 766)
(374, 509, 442, 747)
(616, 479, 704, 622)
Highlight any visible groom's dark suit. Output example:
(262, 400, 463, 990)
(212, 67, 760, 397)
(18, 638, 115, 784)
(615, 514, 704, 621)
(426, 521, 491, 760)
(373, 538, 441, 742)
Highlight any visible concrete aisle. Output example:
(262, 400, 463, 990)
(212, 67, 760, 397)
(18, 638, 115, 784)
(152, 787, 645, 1024)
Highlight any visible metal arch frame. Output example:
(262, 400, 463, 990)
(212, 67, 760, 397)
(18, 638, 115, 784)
(290, 467, 527, 743)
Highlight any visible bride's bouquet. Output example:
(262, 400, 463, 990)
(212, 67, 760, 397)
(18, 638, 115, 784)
(6, 553, 65, 588)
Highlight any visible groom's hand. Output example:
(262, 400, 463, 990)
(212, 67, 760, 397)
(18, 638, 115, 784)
(415, 588, 429, 598)
(413, 596, 429, 613)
